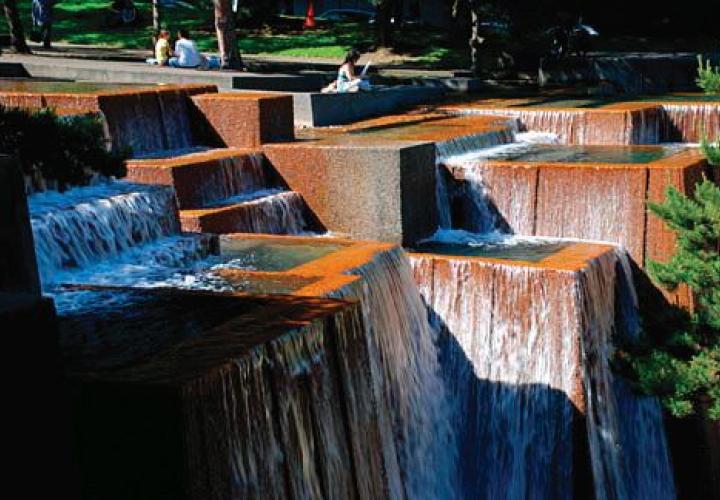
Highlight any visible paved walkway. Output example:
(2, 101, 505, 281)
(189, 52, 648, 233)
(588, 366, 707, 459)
(10, 41, 458, 79)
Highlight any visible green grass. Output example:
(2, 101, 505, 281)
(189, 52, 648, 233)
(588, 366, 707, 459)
(0, 1, 465, 66)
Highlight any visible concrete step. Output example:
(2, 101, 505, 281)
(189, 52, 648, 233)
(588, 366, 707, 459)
(126, 148, 270, 209)
(180, 191, 310, 235)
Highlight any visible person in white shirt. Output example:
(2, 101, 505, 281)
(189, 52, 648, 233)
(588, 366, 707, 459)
(169, 29, 203, 68)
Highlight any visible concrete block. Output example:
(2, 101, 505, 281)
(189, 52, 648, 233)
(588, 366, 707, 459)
(191, 92, 294, 148)
(0, 155, 40, 295)
(264, 141, 438, 245)
(292, 86, 446, 127)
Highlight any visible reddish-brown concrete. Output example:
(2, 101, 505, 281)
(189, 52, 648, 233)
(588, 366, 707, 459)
(439, 96, 719, 145)
(212, 233, 396, 298)
(179, 191, 306, 234)
(266, 115, 520, 245)
(127, 148, 264, 209)
(191, 92, 294, 148)
(409, 241, 616, 411)
(0, 84, 217, 152)
(438, 102, 662, 145)
(449, 149, 708, 307)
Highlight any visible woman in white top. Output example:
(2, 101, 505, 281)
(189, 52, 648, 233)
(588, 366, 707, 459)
(336, 48, 370, 92)
(169, 29, 203, 68)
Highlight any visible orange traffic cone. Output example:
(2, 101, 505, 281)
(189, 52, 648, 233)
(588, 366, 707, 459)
(304, 0, 316, 28)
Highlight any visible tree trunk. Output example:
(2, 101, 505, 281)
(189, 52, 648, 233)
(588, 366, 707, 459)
(213, 0, 243, 69)
(376, 0, 394, 48)
(152, 0, 161, 33)
(3, 0, 30, 53)
(468, 1, 483, 76)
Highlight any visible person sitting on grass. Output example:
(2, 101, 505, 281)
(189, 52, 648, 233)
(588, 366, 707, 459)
(169, 29, 204, 69)
(152, 30, 172, 66)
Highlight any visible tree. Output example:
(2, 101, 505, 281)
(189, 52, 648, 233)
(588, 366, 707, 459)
(452, 0, 484, 76)
(152, 0, 162, 33)
(373, 0, 395, 48)
(621, 150, 720, 419)
(2, 0, 31, 53)
(213, 0, 243, 69)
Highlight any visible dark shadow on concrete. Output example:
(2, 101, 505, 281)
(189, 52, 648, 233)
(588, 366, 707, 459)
(422, 301, 594, 499)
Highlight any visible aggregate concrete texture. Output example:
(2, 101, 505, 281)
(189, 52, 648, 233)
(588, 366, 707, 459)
(264, 140, 438, 245)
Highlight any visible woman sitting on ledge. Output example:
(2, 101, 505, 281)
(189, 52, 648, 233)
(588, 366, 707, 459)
(323, 48, 371, 93)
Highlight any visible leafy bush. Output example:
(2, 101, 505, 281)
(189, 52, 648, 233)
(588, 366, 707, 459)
(0, 106, 129, 191)
(620, 177, 720, 420)
(696, 54, 720, 95)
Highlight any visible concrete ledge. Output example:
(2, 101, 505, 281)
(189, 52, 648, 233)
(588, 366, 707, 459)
(1, 54, 327, 91)
(126, 148, 267, 209)
(293, 86, 446, 127)
(264, 141, 438, 245)
(191, 92, 294, 148)
(539, 53, 708, 93)
(0, 156, 40, 295)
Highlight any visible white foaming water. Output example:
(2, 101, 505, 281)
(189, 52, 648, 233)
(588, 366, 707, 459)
(30, 182, 182, 286)
(409, 246, 676, 499)
(333, 248, 460, 500)
(435, 127, 516, 160)
(434, 127, 548, 232)
(204, 191, 310, 235)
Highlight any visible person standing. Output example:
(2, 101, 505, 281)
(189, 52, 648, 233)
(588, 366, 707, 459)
(31, 0, 57, 49)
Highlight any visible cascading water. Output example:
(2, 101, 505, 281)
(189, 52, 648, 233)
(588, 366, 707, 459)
(28, 181, 224, 295)
(435, 127, 516, 159)
(435, 127, 524, 232)
(193, 191, 310, 235)
(580, 250, 676, 500)
(333, 248, 460, 500)
(409, 248, 676, 499)
(195, 153, 267, 208)
(661, 104, 720, 143)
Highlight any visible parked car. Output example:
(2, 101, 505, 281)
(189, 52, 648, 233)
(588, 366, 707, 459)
(316, 9, 375, 23)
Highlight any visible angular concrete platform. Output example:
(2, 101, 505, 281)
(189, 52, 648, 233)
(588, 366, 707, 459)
(0, 54, 328, 91)
(0, 80, 216, 154)
(127, 148, 268, 209)
(444, 146, 708, 306)
(266, 114, 518, 245)
(292, 85, 446, 127)
(191, 92, 295, 148)
(180, 191, 310, 235)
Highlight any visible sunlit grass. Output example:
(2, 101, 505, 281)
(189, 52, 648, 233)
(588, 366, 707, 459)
(0, 1, 464, 66)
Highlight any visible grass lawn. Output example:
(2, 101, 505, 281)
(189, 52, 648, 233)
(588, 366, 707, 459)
(0, 1, 467, 66)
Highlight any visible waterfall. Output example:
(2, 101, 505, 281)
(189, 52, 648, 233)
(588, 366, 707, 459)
(660, 104, 720, 143)
(580, 250, 676, 500)
(101, 90, 195, 155)
(435, 126, 517, 232)
(188, 191, 309, 235)
(453, 108, 586, 144)
(450, 107, 665, 145)
(408, 248, 676, 499)
(410, 255, 579, 499)
(156, 88, 195, 151)
(28, 182, 216, 289)
(182, 309, 365, 500)
(193, 153, 267, 208)
(333, 248, 460, 499)
(435, 127, 516, 159)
